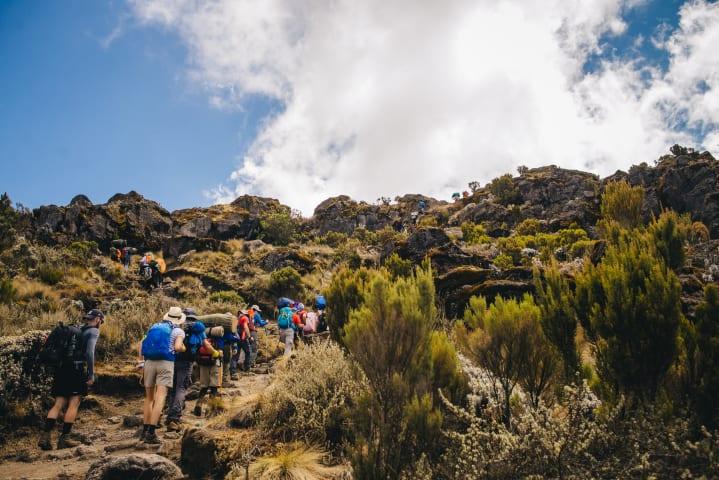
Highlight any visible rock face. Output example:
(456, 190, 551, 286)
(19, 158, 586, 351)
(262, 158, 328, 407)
(449, 166, 600, 231)
(181, 428, 235, 479)
(85, 453, 183, 480)
(0, 331, 52, 428)
(30, 192, 291, 257)
(32, 191, 172, 251)
(606, 148, 719, 236)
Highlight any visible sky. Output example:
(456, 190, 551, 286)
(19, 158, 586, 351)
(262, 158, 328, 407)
(1, 0, 718, 215)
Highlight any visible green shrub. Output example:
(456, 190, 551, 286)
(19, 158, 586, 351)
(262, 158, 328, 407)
(569, 239, 596, 258)
(268, 266, 303, 298)
(208, 290, 245, 305)
(0, 276, 16, 304)
(325, 267, 383, 341)
(515, 218, 542, 236)
(534, 262, 579, 379)
(384, 253, 413, 278)
(690, 285, 719, 428)
(319, 231, 348, 247)
(343, 263, 458, 479)
(601, 180, 644, 229)
(260, 211, 297, 246)
(461, 222, 489, 245)
(488, 174, 523, 205)
(36, 264, 64, 285)
(67, 240, 99, 258)
(0, 193, 18, 252)
(493, 253, 514, 270)
(648, 210, 688, 271)
(457, 294, 560, 423)
(351, 227, 379, 245)
(575, 232, 682, 403)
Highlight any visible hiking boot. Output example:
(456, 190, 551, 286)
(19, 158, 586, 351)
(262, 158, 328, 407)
(193, 405, 202, 417)
(57, 434, 80, 449)
(230, 373, 239, 381)
(136, 427, 146, 441)
(144, 431, 161, 445)
(38, 431, 53, 451)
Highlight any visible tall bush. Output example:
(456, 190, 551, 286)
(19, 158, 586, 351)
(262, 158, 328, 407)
(260, 211, 297, 246)
(0, 193, 18, 252)
(600, 180, 644, 229)
(534, 261, 579, 379)
(342, 263, 462, 479)
(457, 295, 559, 424)
(268, 267, 304, 298)
(575, 233, 682, 402)
(692, 285, 719, 428)
(647, 210, 689, 271)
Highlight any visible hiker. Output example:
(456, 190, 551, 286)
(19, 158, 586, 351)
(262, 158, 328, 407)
(194, 326, 223, 417)
(315, 294, 328, 333)
(236, 308, 253, 373)
(138, 307, 186, 444)
(121, 246, 132, 270)
(165, 308, 206, 431)
(418, 199, 427, 213)
(38, 309, 103, 450)
(139, 252, 162, 288)
(222, 319, 241, 382)
(248, 304, 264, 366)
(303, 308, 319, 335)
(277, 300, 303, 356)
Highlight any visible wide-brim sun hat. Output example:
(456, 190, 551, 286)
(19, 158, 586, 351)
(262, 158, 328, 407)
(251, 304, 261, 312)
(163, 306, 186, 325)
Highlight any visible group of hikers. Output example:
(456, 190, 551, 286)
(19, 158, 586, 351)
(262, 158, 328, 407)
(110, 240, 164, 289)
(36, 295, 327, 449)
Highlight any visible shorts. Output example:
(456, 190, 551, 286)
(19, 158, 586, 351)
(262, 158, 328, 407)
(144, 360, 174, 388)
(199, 363, 222, 388)
(51, 364, 87, 397)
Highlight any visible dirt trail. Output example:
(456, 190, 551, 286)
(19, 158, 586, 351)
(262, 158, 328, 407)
(0, 363, 273, 480)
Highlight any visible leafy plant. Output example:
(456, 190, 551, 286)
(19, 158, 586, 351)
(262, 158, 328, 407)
(600, 180, 644, 229)
(461, 222, 489, 245)
(268, 267, 304, 298)
(384, 252, 413, 278)
(260, 212, 297, 246)
(0, 276, 17, 304)
(209, 290, 244, 305)
(36, 264, 64, 285)
(488, 174, 522, 205)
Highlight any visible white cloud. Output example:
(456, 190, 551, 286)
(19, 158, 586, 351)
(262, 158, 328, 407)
(131, 0, 718, 214)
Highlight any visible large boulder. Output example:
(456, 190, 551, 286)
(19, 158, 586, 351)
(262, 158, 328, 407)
(181, 428, 239, 479)
(85, 453, 183, 480)
(607, 148, 719, 236)
(0, 331, 52, 429)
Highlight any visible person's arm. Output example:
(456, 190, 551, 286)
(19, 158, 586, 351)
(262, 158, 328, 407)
(84, 328, 99, 384)
(174, 330, 186, 353)
(243, 319, 252, 342)
(203, 339, 221, 357)
(137, 337, 145, 369)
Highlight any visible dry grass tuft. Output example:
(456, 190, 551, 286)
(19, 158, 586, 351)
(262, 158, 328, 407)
(206, 395, 228, 417)
(246, 445, 346, 480)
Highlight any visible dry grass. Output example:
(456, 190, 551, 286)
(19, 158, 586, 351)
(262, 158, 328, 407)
(13, 276, 60, 302)
(246, 445, 346, 480)
(206, 395, 228, 417)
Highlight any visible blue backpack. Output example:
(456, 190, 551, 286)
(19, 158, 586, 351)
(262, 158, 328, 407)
(277, 307, 294, 329)
(141, 321, 174, 361)
(315, 295, 327, 310)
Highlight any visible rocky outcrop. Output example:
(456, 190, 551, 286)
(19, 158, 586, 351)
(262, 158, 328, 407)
(259, 247, 316, 274)
(606, 148, 719, 236)
(32, 191, 172, 251)
(85, 453, 183, 480)
(181, 428, 240, 479)
(450, 166, 600, 232)
(0, 331, 52, 428)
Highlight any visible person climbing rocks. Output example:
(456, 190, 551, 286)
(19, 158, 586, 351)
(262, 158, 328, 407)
(222, 317, 241, 382)
(38, 309, 103, 450)
(165, 308, 206, 432)
(138, 307, 186, 444)
(121, 246, 132, 270)
(237, 308, 253, 373)
(139, 252, 162, 289)
(193, 326, 223, 417)
(248, 304, 265, 366)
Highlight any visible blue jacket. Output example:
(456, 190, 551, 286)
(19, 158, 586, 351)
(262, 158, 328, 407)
(253, 312, 267, 327)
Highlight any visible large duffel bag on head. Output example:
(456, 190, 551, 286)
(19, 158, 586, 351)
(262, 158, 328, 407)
(197, 313, 237, 333)
(111, 239, 127, 249)
(277, 297, 293, 309)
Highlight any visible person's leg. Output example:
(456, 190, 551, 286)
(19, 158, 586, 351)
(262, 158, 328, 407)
(143, 387, 155, 426)
(249, 331, 259, 367)
(240, 339, 251, 372)
(149, 385, 168, 426)
(283, 329, 294, 355)
(167, 361, 191, 424)
(57, 396, 81, 449)
(194, 365, 209, 416)
(39, 397, 66, 450)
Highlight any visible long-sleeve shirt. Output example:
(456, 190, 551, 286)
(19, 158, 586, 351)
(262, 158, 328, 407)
(82, 326, 100, 381)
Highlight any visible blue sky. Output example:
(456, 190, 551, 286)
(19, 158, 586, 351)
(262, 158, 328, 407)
(1, 0, 716, 214)
(0, 0, 277, 211)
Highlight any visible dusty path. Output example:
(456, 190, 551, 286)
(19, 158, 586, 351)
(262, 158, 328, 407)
(0, 363, 273, 480)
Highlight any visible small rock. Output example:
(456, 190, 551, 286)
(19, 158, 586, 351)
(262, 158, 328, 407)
(74, 445, 99, 458)
(80, 395, 103, 411)
(104, 440, 138, 452)
(46, 449, 75, 460)
(107, 416, 122, 425)
(85, 453, 183, 480)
